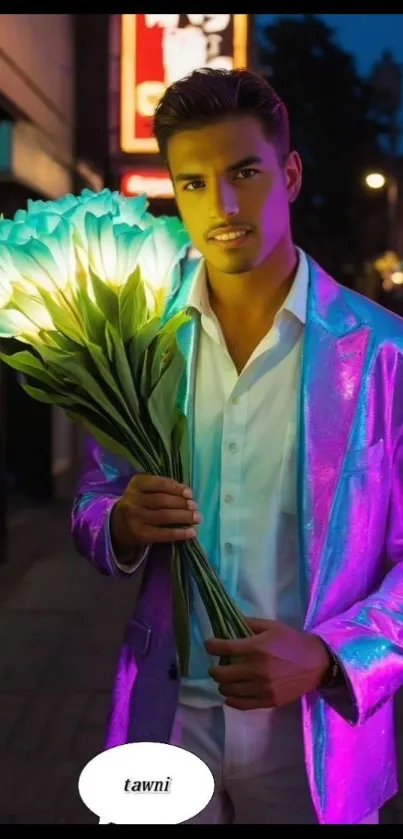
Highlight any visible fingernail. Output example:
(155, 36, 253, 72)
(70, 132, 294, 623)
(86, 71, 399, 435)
(188, 528, 197, 538)
(183, 488, 193, 499)
(187, 500, 198, 511)
(193, 512, 203, 524)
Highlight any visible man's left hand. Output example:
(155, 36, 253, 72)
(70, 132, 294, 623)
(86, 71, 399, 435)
(205, 617, 331, 711)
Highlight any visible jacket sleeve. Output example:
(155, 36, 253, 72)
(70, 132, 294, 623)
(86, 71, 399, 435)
(312, 426, 403, 726)
(71, 434, 149, 579)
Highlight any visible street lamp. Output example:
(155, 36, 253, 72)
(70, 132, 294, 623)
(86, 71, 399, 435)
(365, 170, 399, 252)
(365, 172, 386, 189)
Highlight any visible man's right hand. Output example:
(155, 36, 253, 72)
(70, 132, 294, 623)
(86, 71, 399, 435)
(110, 474, 202, 555)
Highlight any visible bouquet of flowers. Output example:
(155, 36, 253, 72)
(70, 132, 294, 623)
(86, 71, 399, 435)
(0, 188, 252, 674)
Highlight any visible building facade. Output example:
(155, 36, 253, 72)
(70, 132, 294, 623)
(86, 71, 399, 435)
(0, 14, 105, 519)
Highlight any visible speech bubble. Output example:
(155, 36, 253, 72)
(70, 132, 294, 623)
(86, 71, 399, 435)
(78, 741, 215, 824)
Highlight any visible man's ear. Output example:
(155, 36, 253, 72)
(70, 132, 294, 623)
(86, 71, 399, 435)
(285, 150, 303, 204)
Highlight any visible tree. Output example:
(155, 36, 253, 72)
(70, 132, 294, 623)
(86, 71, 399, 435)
(257, 14, 388, 284)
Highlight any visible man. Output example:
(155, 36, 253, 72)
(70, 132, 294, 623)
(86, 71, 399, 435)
(71, 68, 403, 824)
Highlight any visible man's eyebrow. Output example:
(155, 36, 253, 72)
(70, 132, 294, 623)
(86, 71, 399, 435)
(174, 155, 264, 183)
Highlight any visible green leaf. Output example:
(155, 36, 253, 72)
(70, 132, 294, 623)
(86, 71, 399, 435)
(138, 345, 153, 404)
(127, 318, 161, 381)
(171, 412, 189, 485)
(149, 332, 175, 393)
(105, 323, 139, 416)
(74, 287, 106, 348)
(42, 331, 82, 353)
(147, 350, 184, 465)
(51, 390, 154, 472)
(89, 269, 119, 326)
(21, 374, 159, 476)
(85, 340, 138, 424)
(149, 311, 191, 392)
(22, 384, 58, 404)
(37, 287, 84, 344)
(31, 344, 139, 448)
(0, 348, 60, 389)
(118, 266, 148, 343)
(65, 411, 140, 470)
(105, 324, 114, 362)
(83, 339, 162, 474)
(31, 337, 161, 475)
(132, 266, 150, 328)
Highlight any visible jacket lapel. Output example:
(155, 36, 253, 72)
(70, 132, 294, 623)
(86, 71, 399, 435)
(299, 259, 371, 627)
(162, 258, 201, 483)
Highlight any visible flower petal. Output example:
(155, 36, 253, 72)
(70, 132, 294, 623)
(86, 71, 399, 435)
(6, 239, 66, 292)
(11, 287, 55, 331)
(115, 227, 153, 287)
(113, 193, 150, 228)
(138, 216, 190, 294)
(0, 308, 40, 339)
(85, 214, 117, 285)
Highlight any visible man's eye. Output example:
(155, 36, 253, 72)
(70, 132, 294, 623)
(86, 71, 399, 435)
(235, 168, 260, 180)
(183, 180, 204, 192)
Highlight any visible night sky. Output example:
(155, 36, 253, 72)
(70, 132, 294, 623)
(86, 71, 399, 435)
(255, 14, 403, 77)
(255, 14, 403, 149)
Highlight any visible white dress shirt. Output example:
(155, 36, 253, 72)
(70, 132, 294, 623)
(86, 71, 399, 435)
(179, 248, 308, 706)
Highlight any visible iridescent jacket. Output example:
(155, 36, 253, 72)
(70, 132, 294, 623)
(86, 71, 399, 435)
(71, 255, 403, 823)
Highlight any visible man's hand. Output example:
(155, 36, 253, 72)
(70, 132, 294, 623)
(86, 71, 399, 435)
(110, 475, 202, 554)
(205, 617, 331, 711)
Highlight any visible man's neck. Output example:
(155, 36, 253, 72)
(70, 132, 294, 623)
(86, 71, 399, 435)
(206, 240, 299, 323)
(202, 240, 300, 375)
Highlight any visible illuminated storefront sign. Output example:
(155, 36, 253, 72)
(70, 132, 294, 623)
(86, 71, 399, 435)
(121, 169, 174, 199)
(120, 14, 249, 154)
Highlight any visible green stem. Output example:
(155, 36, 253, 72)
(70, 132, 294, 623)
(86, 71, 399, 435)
(172, 542, 190, 676)
(190, 540, 252, 636)
(183, 539, 253, 640)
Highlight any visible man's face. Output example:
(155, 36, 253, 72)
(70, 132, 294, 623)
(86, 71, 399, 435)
(167, 115, 302, 275)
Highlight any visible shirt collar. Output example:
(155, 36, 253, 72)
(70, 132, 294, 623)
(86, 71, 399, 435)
(187, 247, 308, 326)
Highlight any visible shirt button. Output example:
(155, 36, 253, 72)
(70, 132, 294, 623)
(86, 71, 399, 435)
(224, 494, 233, 504)
(224, 542, 233, 554)
(229, 442, 237, 453)
(231, 397, 239, 405)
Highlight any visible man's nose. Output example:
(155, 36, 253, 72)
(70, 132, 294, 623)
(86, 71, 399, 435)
(208, 181, 239, 219)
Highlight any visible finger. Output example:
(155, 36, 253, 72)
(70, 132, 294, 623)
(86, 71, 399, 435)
(209, 663, 251, 684)
(141, 493, 198, 512)
(137, 476, 192, 498)
(137, 525, 197, 544)
(218, 681, 262, 698)
(204, 635, 256, 657)
(224, 697, 275, 711)
(138, 508, 202, 527)
(245, 617, 278, 634)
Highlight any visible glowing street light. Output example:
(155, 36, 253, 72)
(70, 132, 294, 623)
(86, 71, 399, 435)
(365, 172, 387, 189)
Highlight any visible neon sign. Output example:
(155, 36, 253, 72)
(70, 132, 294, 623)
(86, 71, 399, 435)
(120, 14, 249, 154)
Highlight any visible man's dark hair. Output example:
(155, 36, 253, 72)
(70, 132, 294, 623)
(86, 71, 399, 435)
(153, 67, 290, 165)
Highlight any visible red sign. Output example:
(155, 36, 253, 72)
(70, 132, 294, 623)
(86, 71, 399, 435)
(120, 14, 249, 154)
(121, 169, 174, 199)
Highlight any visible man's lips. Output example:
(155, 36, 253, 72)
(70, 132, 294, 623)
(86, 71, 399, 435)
(207, 226, 253, 243)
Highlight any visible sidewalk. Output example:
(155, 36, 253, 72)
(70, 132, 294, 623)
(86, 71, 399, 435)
(0, 500, 142, 824)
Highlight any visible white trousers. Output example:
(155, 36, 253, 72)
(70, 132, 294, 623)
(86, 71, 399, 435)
(170, 701, 379, 825)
